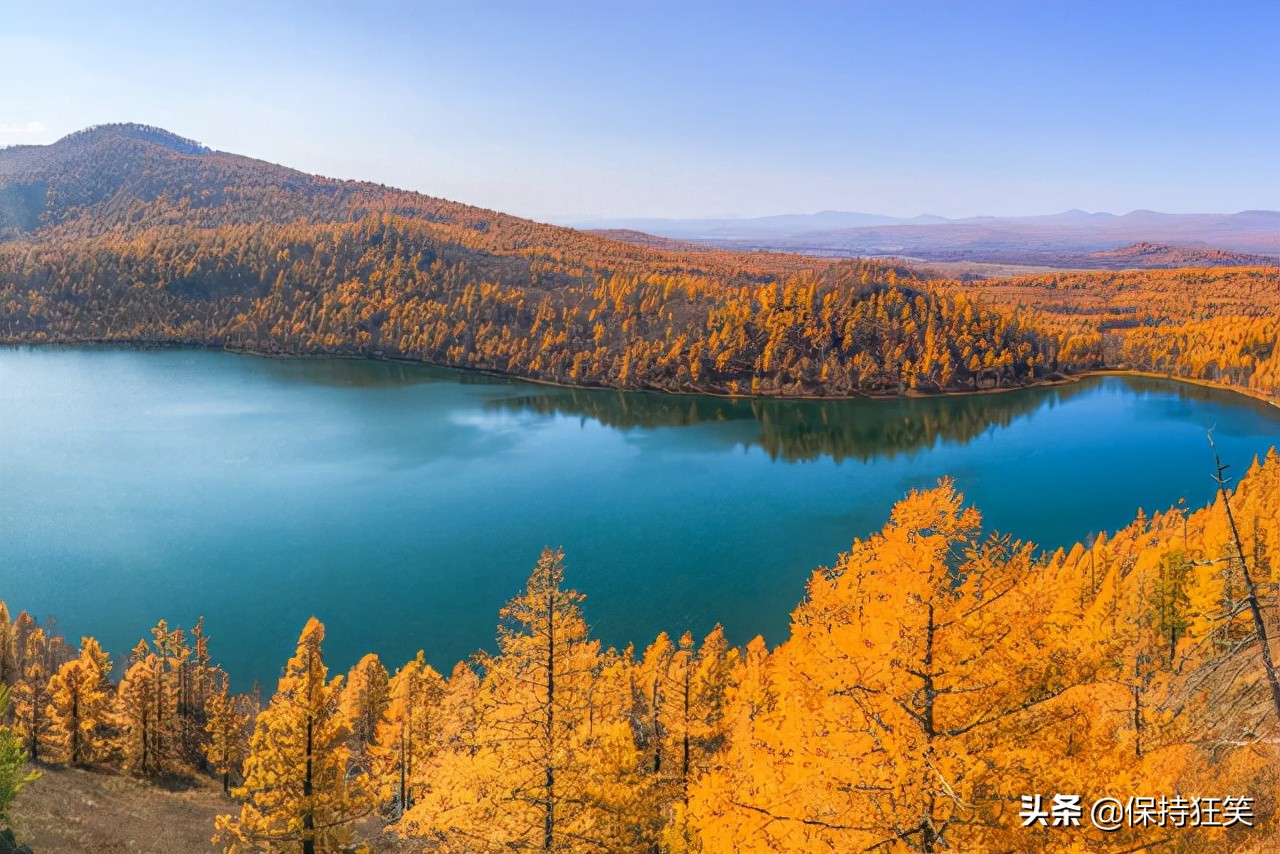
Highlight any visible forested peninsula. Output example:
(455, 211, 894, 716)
(3, 125, 1277, 403)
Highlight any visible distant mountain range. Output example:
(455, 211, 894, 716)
(572, 210, 950, 239)
(3, 123, 1275, 274)
(576, 209, 1280, 268)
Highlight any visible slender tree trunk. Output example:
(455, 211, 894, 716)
(399, 723, 407, 815)
(1132, 682, 1143, 758)
(303, 645, 316, 854)
(651, 680, 661, 775)
(544, 586, 555, 852)
(153, 657, 165, 772)
(71, 695, 80, 764)
(304, 711, 315, 854)
(681, 664, 691, 786)
(1211, 439, 1280, 721)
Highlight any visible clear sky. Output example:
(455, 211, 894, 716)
(1, 0, 1277, 221)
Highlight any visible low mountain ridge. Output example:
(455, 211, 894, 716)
(4, 123, 1071, 399)
(1088, 241, 1278, 268)
(577, 207, 1280, 265)
(2, 124, 1275, 402)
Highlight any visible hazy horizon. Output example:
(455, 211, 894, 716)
(559, 207, 1280, 225)
(2, 1, 1277, 221)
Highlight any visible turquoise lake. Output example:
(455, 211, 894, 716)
(2, 347, 1278, 689)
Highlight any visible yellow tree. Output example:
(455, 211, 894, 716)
(631, 625, 739, 851)
(338, 652, 390, 763)
(633, 632, 675, 784)
(399, 548, 625, 852)
(586, 646, 659, 851)
(686, 626, 737, 782)
(10, 627, 53, 763)
(204, 673, 250, 794)
(0, 602, 16, 687)
(183, 617, 218, 763)
(370, 651, 445, 816)
(46, 636, 113, 765)
(149, 620, 191, 764)
(659, 627, 738, 852)
(689, 480, 1089, 852)
(396, 660, 485, 845)
(114, 650, 166, 776)
(214, 618, 372, 854)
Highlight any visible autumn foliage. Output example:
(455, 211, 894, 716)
(3, 449, 1279, 851)
(2, 125, 1279, 850)
(3, 125, 1276, 405)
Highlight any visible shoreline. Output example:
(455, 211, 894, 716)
(1073, 368, 1280, 413)
(3, 337, 1278, 413)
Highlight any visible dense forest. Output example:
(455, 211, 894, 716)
(0, 124, 1065, 397)
(3, 123, 1279, 852)
(2, 126, 1277, 404)
(3, 126, 1279, 403)
(2, 449, 1277, 851)
(955, 267, 1280, 403)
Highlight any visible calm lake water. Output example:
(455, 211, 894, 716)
(2, 347, 1278, 689)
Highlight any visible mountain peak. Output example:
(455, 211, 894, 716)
(57, 123, 213, 156)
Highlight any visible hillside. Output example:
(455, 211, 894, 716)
(10, 764, 226, 853)
(0, 124, 805, 278)
(1, 125, 1277, 405)
(947, 266, 1280, 403)
(0, 124, 1070, 397)
(9, 763, 412, 853)
(1087, 241, 1279, 268)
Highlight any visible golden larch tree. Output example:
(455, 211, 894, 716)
(214, 617, 373, 854)
(114, 650, 167, 776)
(204, 673, 251, 795)
(46, 636, 113, 765)
(10, 627, 53, 763)
(399, 547, 631, 852)
(338, 652, 390, 763)
(689, 480, 1088, 852)
(369, 650, 445, 816)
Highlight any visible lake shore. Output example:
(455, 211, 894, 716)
(5, 336, 1278, 412)
(5, 344, 1279, 692)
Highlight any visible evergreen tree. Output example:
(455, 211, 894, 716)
(0, 686, 38, 825)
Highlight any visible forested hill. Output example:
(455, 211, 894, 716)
(0, 123, 804, 275)
(0, 124, 1079, 396)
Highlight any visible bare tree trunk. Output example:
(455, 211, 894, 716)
(544, 586, 555, 852)
(1210, 435, 1280, 721)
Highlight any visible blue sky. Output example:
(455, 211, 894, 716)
(1, 0, 1276, 220)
